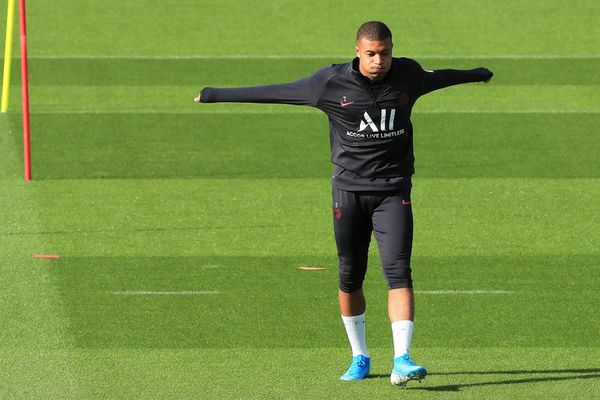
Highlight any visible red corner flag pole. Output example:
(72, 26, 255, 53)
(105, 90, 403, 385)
(19, 0, 31, 181)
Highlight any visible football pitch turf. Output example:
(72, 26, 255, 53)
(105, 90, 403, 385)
(1, 0, 599, 398)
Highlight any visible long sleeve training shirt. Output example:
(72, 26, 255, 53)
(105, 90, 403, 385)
(200, 57, 492, 191)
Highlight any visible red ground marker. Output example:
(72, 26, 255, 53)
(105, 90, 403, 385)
(32, 254, 61, 259)
(298, 266, 326, 271)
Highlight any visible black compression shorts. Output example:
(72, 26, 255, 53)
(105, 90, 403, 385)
(333, 186, 413, 292)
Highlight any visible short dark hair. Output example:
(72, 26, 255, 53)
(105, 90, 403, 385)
(356, 21, 392, 42)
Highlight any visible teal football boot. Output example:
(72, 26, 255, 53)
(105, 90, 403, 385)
(390, 354, 427, 386)
(340, 355, 371, 381)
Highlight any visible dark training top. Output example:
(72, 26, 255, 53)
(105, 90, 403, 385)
(200, 57, 492, 191)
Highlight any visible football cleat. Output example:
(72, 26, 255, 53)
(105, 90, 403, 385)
(390, 354, 427, 386)
(339, 355, 371, 381)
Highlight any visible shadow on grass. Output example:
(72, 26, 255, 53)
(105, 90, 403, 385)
(367, 369, 600, 391)
(431, 368, 600, 376)
(419, 368, 600, 392)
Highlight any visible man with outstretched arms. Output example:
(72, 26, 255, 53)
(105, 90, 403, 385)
(195, 21, 493, 386)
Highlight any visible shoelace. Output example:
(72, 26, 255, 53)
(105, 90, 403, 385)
(350, 358, 366, 368)
(401, 355, 416, 366)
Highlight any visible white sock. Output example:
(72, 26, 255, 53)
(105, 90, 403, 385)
(391, 320, 414, 358)
(341, 313, 369, 357)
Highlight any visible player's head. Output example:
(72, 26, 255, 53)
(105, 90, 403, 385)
(356, 21, 392, 43)
(355, 21, 393, 81)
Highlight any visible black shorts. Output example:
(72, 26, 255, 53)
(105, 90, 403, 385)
(333, 186, 413, 292)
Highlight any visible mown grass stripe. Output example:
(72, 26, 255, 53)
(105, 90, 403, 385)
(112, 291, 220, 296)
(22, 110, 600, 115)
(19, 55, 600, 60)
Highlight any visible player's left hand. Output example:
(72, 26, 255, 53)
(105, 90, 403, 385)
(476, 67, 494, 83)
(194, 93, 202, 102)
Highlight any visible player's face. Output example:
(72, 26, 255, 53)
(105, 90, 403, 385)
(355, 37, 393, 81)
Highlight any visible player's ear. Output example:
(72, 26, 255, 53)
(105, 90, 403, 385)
(355, 45, 360, 57)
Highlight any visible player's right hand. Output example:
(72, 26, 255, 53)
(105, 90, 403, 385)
(194, 93, 202, 102)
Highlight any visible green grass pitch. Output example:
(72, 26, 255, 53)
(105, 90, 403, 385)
(1, 0, 599, 398)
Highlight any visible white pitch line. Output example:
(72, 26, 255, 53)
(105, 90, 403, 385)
(112, 291, 219, 295)
(415, 290, 513, 295)
(24, 54, 600, 60)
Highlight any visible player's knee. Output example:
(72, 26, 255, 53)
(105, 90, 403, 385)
(339, 264, 366, 293)
(339, 279, 363, 293)
(384, 264, 413, 289)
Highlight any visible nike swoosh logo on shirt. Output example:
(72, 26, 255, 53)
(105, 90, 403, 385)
(340, 101, 354, 107)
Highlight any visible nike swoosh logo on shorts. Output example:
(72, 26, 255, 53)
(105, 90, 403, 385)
(340, 101, 354, 107)
(401, 199, 411, 206)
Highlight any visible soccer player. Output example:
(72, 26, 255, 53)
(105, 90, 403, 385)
(194, 21, 493, 386)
